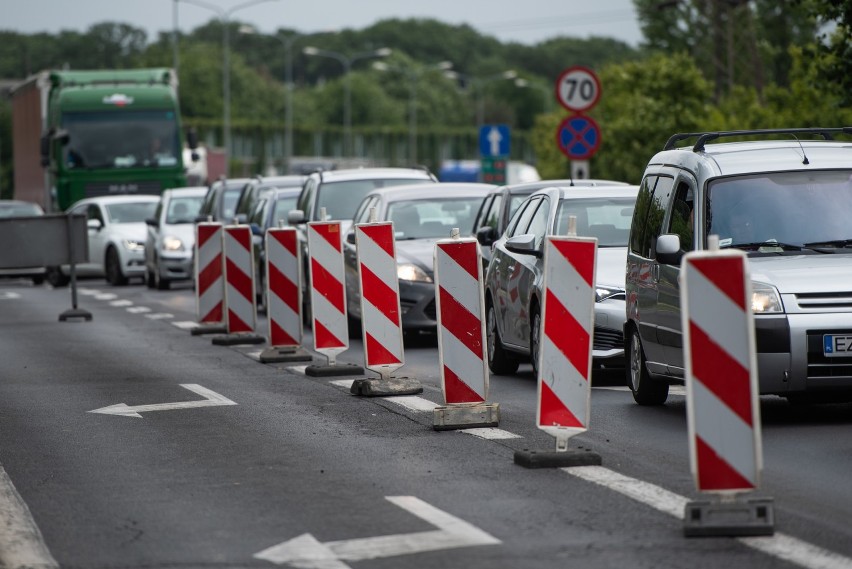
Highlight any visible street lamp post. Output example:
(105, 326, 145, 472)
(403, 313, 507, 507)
(174, 0, 278, 175)
(303, 46, 391, 157)
(374, 61, 452, 164)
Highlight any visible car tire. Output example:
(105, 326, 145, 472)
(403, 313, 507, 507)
(46, 267, 69, 288)
(530, 308, 542, 380)
(627, 327, 668, 405)
(105, 247, 128, 286)
(146, 268, 156, 289)
(486, 300, 519, 375)
(155, 273, 170, 291)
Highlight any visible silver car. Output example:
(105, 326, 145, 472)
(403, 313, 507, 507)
(626, 127, 852, 406)
(484, 185, 640, 377)
(145, 187, 207, 290)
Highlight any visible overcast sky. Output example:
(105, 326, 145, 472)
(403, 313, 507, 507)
(3, 0, 643, 47)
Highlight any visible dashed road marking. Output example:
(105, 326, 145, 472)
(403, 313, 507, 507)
(172, 321, 199, 330)
(386, 396, 439, 412)
(460, 427, 522, 440)
(127, 306, 152, 314)
(109, 300, 133, 307)
(0, 292, 21, 300)
(144, 313, 174, 320)
(94, 293, 118, 301)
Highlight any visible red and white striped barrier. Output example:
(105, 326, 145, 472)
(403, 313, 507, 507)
(355, 221, 404, 378)
(260, 227, 312, 363)
(212, 225, 264, 345)
(432, 233, 498, 429)
(682, 248, 762, 493)
(681, 241, 772, 536)
(307, 221, 349, 365)
(193, 222, 226, 335)
(537, 236, 596, 440)
(266, 227, 302, 348)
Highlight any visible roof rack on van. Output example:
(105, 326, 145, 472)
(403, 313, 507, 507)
(663, 127, 852, 153)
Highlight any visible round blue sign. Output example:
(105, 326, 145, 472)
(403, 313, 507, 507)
(555, 115, 601, 160)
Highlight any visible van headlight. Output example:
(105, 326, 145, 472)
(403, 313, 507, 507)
(751, 281, 783, 313)
(162, 235, 184, 252)
(397, 263, 432, 283)
(123, 239, 145, 251)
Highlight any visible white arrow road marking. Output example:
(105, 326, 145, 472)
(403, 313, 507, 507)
(88, 384, 237, 418)
(254, 495, 500, 568)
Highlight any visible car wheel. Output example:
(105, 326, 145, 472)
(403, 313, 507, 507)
(530, 308, 542, 379)
(46, 267, 69, 288)
(155, 272, 170, 291)
(486, 300, 519, 375)
(105, 247, 128, 286)
(627, 327, 668, 405)
(146, 268, 156, 289)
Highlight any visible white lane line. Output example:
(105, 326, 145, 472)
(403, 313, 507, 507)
(460, 427, 522, 440)
(144, 313, 173, 320)
(109, 300, 133, 307)
(0, 292, 21, 300)
(565, 466, 852, 569)
(0, 464, 58, 569)
(94, 293, 118, 301)
(386, 396, 439, 412)
(77, 288, 99, 296)
(127, 306, 151, 314)
(172, 321, 199, 330)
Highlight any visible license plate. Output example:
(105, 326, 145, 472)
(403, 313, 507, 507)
(823, 335, 852, 357)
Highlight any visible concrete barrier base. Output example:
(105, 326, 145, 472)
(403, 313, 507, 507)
(350, 377, 423, 396)
(211, 333, 266, 346)
(433, 403, 500, 431)
(259, 347, 313, 364)
(59, 308, 92, 322)
(684, 496, 775, 537)
(514, 448, 602, 469)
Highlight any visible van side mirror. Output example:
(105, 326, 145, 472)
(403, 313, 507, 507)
(476, 225, 498, 247)
(656, 233, 684, 265)
(505, 234, 541, 258)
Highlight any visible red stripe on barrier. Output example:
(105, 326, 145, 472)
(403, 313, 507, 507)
(365, 332, 402, 365)
(544, 289, 590, 380)
(314, 319, 345, 349)
(551, 240, 594, 287)
(689, 322, 753, 425)
(269, 263, 299, 313)
(271, 230, 297, 256)
(438, 287, 483, 358)
(439, 242, 479, 280)
(198, 226, 217, 247)
(691, 257, 747, 311)
(696, 435, 755, 491)
(443, 365, 485, 403)
(361, 224, 395, 259)
(201, 303, 222, 323)
(270, 319, 297, 347)
(361, 265, 399, 326)
(311, 258, 345, 314)
(313, 223, 341, 250)
(198, 253, 222, 292)
(225, 258, 252, 298)
(229, 227, 252, 251)
(227, 308, 252, 333)
(539, 381, 583, 427)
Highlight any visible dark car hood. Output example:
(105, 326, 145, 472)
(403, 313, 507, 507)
(396, 238, 442, 275)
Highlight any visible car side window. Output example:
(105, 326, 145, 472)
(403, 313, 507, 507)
(298, 178, 316, 218)
(640, 176, 675, 259)
(506, 198, 534, 238)
(667, 181, 695, 252)
(509, 196, 542, 238)
(88, 204, 104, 223)
(629, 175, 657, 254)
(472, 195, 494, 232)
(526, 197, 550, 249)
(353, 196, 378, 225)
(484, 194, 503, 231)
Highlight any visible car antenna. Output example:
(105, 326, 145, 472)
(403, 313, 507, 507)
(791, 134, 810, 165)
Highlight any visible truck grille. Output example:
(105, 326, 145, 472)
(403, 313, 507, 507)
(794, 292, 852, 312)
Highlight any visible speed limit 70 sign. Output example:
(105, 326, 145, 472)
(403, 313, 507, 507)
(555, 66, 601, 113)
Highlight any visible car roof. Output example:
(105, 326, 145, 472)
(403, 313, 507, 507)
(499, 178, 630, 194)
(312, 167, 434, 183)
(529, 185, 641, 201)
(649, 140, 852, 178)
(367, 182, 496, 202)
(268, 187, 302, 198)
(70, 195, 160, 208)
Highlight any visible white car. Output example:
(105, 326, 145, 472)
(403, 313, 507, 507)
(145, 187, 207, 290)
(46, 195, 159, 287)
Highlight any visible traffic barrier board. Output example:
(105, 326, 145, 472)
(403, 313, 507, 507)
(355, 221, 404, 377)
(307, 221, 349, 364)
(222, 225, 259, 335)
(195, 223, 224, 325)
(266, 227, 302, 348)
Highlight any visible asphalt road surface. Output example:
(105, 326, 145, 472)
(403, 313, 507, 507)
(2, 278, 852, 569)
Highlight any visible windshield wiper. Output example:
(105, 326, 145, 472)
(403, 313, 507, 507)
(803, 239, 852, 249)
(727, 240, 804, 252)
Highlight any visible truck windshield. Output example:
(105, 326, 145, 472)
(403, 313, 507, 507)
(61, 111, 180, 170)
(707, 170, 852, 251)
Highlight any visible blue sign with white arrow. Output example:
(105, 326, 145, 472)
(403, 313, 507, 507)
(479, 124, 511, 157)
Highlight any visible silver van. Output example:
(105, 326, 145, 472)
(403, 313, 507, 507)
(625, 128, 852, 405)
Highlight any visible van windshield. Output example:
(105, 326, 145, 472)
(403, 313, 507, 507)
(707, 171, 852, 252)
